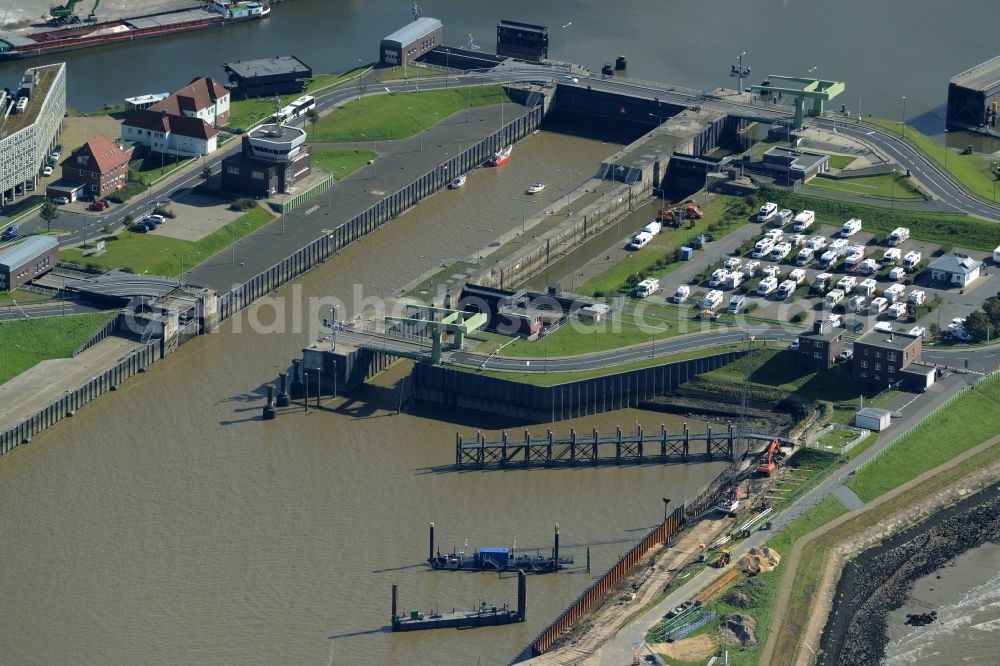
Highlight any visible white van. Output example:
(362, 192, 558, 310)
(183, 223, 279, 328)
(642, 219, 663, 236)
(757, 276, 778, 296)
(888, 302, 908, 319)
(724, 256, 743, 271)
(770, 242, 792, 262)
(741, 260, 760, 277)
(858, 278, 878, 296)
(635, 277, 660, 298)
(673, 284, 690, 303)
(774, 209, 794, 227)
(888, 227, 910, 246)
(792, 210, 815, 232)
(709, 268, 729, 287)
(805, 236, 828, 251)
(888, 266, 907, 281)
(908, 290, 926, 306)
(795, 247, 815, 266)
(727, 295, 748, 314)
(882, 248, 901, 265)
(825, 288, 845, 307)
(628, 231, 653, 250)
(868, 296, 888, 315)
(757, 202, 778, 222)
(764, 228, 784, 242)
(777, 280, 796, 300)
(724, 271, 744, 290)
(819, 249, 841, 268)
(701, 289, 725, 310)
(813, 272, 833, 289)
(788, 268, 806, 284)
(840, 218, 862, 237)
(752, 238, 775, 259)
(903, 251, 922, 269)
(860, 259, 880, 274)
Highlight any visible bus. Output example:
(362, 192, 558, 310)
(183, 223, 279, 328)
(273, 95, 315, 124)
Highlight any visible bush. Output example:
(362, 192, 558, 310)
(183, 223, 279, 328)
(791, 311, 807, 323)
(937, 243, 953, 257)
(153, 206, 176, 219)
(230, 197, 258, 212)
(107, 181, 146, 203)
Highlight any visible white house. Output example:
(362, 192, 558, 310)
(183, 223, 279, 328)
(927, 255, 983, 287)
(121, 110, 218, 157)
(148, 77, 230, 127)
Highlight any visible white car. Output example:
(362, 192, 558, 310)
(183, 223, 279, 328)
(709, 268, 729, 287)
(628, 231, 653, 250)
(561, 74, 579, 83)
(51, 196, 69, 205)
(41, 166, 53, 177)
(908, 326, 927, 338)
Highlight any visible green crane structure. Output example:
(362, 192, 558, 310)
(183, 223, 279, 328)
(49, 0, 98, 21)
(385, 304, 487, 364)
(750, 75, 845, 129)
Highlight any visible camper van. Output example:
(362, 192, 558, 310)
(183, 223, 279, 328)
(844, 253, 864, 271)
(805, 236, 828, 251)
(840, 218, 862, 237)
(724, 271, 744, 290)
(825, 289, 845, 307)
(776, 280, 796, 300)
(837, 276, 857, 293)
(642, 220, 663, 236)
(757, 276, 778, 296)
(741, 260, 760, 277)
(709, 268, 730, 287)
(860, 258, 880, 274)
(628, 231, 653, 250)
(795, 247, 815, 266)
(788, 268, 806, 285)
(902, 251, 922, 270)
(752, 238, 775, 259)
(908, 290, 926, 306)
(673, 284, 690, 303)
(635, 277, 660, 298)
(788, 233, 806, 247)
(757, 202, 778, 223)
(813, 272, 833, 290)
(770, 242, 792, 262)
(724, 257, 743, 271)
(764, 228, 784, 242)
(888, 302, 908, 319)
(792, 210, 815, 232)
(819, 249, 841, 268)
(884, 283, 906, 303)
(848, 294, 867, 312)
(888, 266, 907, 281)
(888, 227, 910, 246)
(701, 289, 725, 310)
(774, 209, 794, 227)
(858, 278, 878, 296)
(727, 295, 748, 314)
(868, 296, 889, 315)
(882, 248, 901, 266)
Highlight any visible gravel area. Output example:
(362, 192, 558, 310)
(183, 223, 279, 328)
(1, 0, 194, 32)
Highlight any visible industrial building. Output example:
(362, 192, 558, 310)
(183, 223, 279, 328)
(0, 62, 66, 207)
(0, 236, 59, 290)
(757, 146, 829, 185)
(380, 17, 442, 67)
(221, 123, 311, 198)
(223, 56, 312, 98)
(947, 55, 1000, 130)
(496, 20, 548, 61)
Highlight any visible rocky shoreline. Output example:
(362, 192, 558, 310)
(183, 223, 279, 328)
(817, 482, 1000, 665)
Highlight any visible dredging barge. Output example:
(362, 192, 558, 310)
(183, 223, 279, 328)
(391, 571, 526, 631)
(426, 522, 574, 573)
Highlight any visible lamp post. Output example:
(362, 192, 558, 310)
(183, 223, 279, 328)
(512, 196, 527, 242)
(466, 225, 493, 264)
(369, 283, 389, 355)
(561, 22, 572, 61)
(901, 96, 907, 140)
(943, 128, 948, 171)
(662, 497, 671, 525)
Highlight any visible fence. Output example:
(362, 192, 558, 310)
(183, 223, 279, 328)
(72, 313, 119, 357)
(270, 174, 334, 214)
(0, 342, 159, 455)
(218, 106, 543, 321)
(530, 505, 686, 655)
(854, 371, 1000, 474)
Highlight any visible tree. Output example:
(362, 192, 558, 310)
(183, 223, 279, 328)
(123, 213, 136, 237)
(965, 310, 991, 342)
(39, 199, 59, 233)
(983, 296, 1000, 329)
(305, 108, 319, 139)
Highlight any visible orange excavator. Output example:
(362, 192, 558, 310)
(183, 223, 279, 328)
(756, 438, 782, 476)
(658, 199, 704, 225)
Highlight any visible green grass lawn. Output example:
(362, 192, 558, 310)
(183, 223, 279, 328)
(580, 195, 745, 297)
(0, 312, 116, 384)
(225, 67, 369, 130)
(813, 427, 859, 452)
(310, 149, 376, 180)
(770, 448, 844, 511)
(60, 206, 274, 276)
(464, 341, 755, 386)
(864, 117, 1000, 203)
(848, 377, 1000, 502)
(308, 85, 511, 142)
(0, 290, 56, 308)
(805, 171, 926, 201)
(130, 155, 192, 186)
(827, 154, 856, 170)
(760, 184, 1000, 250)
(845, 432, 879, 460)
(376, 64, 447, 82)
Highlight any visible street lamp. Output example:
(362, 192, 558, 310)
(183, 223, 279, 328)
(901, 96, 907, 140)
(662, 497, 671, 525)
(561, 22, 572, 61)
(512, 196, 527, 242)
(648, 112, 663, 149)
(369, 283, 389, 355)
(466, 225, 493, 264)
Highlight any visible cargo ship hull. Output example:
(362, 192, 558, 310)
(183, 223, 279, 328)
(0, 6, 266, 60)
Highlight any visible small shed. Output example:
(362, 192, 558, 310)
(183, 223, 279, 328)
(855, 407, 891, 432)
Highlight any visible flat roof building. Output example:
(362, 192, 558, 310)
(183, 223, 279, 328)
(221, 123, 311, 198)
(947, 55, 1000, 130)
(0, 235, 59, 290)
(124, 93, 169, 110)
(223, 55, 312, 98)
(797, 319, 845, 370)
(852, 329, 923, 389)
(380, 17, 442, 67)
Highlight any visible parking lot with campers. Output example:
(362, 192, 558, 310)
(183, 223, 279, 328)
(648, 203, 999, 344)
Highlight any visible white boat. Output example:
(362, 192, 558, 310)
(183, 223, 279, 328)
(449, 174, 466, 189)
(526, 181, 545, 194)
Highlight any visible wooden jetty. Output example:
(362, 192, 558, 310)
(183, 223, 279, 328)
(390, 570, 526, 631)
(427, 522, 574, 573)
(455, 423, 791, 469)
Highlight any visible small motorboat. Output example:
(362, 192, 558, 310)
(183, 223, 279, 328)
(526, 181, 545, 194)
(449, 174, 467, 189)
(488, 145, 512, 167)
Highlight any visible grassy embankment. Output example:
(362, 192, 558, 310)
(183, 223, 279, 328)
(311, 149, 377, 181)
(225, 68, 370, 130)
(0, 313, 116, 384)
(759, 184, 1000, 250)
(805, 171, 927, 202)
(128, 154, 193, 187)
(864, 117, 1000, 203)
(306, 85, 512, 142)
(61, 206, 274, 276)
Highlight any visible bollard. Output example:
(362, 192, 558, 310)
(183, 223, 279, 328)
(290, 359, 304, 398)
(262, 384, 276, 420)
(276, 371, 290, 407)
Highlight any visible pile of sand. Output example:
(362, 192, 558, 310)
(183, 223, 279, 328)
(737, 547, 781, 575)
(650, 634, 716, 662)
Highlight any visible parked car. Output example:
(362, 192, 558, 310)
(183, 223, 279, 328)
(89, 200, 109, 212)
(132, 222, 149, 233)
(724, 256, 743, 271)
(146, 214, 165, 223)
(757, 202, 778, 223)
(837, 349, 854, 362)
(2, 224, 19, 241)
(51, 196, 69, 205)
(789, 339, 800, 351)
(41, 166, 53, 177)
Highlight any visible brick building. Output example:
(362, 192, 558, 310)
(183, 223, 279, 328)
(220, 123, 311, 198)
(852, 330, 923, 388)
(0, 235, 59, 290)
(796, 319, 845, 370)
(57, 136, 132, 199)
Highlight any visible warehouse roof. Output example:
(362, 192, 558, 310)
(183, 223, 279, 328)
(951, 55, 1000, 92)
(0, 235, 58, 270)
(856, 407, 890, 419)
(382, 17, 441, 47)
(223, 55, 311, 80)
